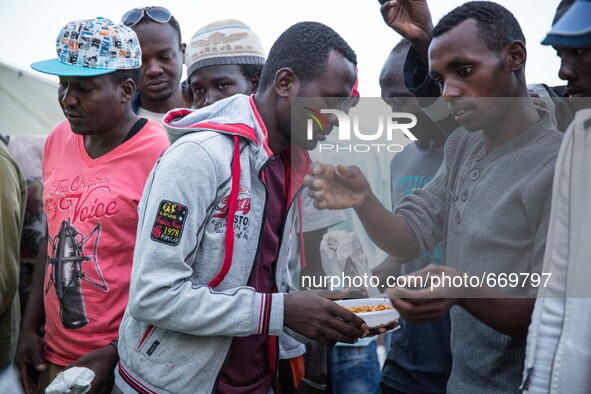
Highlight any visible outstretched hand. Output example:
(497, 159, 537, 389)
(284, 292, 369, 345)
(303, 163, 371, 210)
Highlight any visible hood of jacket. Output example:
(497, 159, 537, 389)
(163, 94, 270, 153)
(163, 94, 312, 205)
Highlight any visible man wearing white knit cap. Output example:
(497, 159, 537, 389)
(184, 19, 266, 109)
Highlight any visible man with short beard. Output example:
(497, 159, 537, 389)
(306, 2, 563, 392)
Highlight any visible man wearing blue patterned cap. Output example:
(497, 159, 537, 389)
(523, 1, 591, 392)
(14, 17, 169, 394)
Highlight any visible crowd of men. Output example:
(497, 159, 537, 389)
(1, 0, 590, 393)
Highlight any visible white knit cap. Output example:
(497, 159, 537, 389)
(186, 19, 266, 77)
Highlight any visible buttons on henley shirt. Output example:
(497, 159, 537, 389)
(470, 170, 480, 181)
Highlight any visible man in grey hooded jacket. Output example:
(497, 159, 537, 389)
(115, 22, 369, 394)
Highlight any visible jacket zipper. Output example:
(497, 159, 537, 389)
(212, 156, 273, 393)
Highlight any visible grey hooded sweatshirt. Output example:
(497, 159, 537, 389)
(115, 94, 311, 394)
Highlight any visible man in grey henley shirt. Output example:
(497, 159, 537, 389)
(305, 2, 564, 393)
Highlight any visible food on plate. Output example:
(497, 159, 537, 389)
(343, 304, 394, 314)
(335, 298, 399, 328)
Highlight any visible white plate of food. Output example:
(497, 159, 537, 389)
(335, 298, 399, 328)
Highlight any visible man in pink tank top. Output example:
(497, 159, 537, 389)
(15, 17, 169, 394)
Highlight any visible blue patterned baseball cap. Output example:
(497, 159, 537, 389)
(31, 17, 142, 77)
(542, 0, 591, 47)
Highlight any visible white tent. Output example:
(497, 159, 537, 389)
(0, 62, 64, 136)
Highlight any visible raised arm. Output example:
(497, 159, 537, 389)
(380, 0, 434, 66)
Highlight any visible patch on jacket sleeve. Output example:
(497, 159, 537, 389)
(151, 200, 188, 246)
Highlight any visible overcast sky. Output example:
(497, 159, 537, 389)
(0, 0, 563, 97)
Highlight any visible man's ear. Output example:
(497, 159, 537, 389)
(120, 78, 136, 103)
(273, 68, 299, 98)
(505, 40, 527, 72)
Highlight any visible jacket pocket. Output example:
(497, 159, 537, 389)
(129, 328, 225, 393)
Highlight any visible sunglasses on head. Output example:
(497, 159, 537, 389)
(121, 6, 172, 27)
